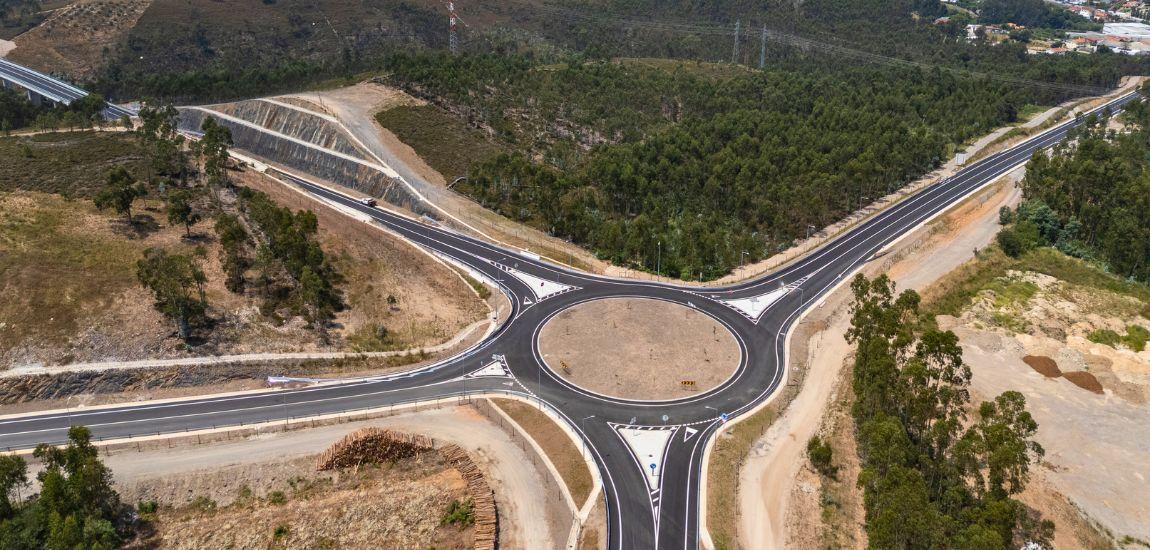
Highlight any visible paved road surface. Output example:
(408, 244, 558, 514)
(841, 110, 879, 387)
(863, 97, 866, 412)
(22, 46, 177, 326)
(0, 86, 1136, 549)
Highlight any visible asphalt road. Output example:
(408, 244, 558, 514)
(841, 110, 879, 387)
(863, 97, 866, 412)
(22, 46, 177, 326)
(0, 89, 1136, 549)
(0, 58, 134, 119)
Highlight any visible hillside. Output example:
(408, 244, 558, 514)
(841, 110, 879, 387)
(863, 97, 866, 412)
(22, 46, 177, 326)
(0, 130, 486, 367)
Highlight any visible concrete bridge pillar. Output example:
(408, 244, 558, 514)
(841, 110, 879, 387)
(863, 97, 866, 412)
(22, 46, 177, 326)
(26, 89, 42, 106)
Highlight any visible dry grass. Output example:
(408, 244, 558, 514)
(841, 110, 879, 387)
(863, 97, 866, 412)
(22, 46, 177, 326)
(0, 191, 177, 364)
(491, 398, 593, 505)
(236, 169, 487, 351)
(0, 132, 145, 198)
(9, 0, 151, 78)
(0, 130, 486, 367)
(706, 404, 779, 550)
(135, 452, 474, 549)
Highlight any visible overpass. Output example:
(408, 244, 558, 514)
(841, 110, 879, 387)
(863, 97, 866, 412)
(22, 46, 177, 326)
(0, 57, 135, 119)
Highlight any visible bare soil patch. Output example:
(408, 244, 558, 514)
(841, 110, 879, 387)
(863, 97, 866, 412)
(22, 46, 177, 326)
(237, 169, 487, 351)
(491, 398, 593, 504)
(131, 452, 475, 549)
(1024, 355, 1063, 378)
(10, 0, 151, 79)
(1063, 371, 1105, 394)
(538, 298, 740, 400)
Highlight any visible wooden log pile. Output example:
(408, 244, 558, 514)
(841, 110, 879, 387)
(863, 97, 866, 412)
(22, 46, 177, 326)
(441, 444, 499, 550)
(315, 427, 434, 471)
(315, 428, 499, 549)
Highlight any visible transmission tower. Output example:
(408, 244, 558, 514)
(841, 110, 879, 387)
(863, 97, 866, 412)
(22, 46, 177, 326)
(732, 19, 741, 64)
(448, 1, 459, 54)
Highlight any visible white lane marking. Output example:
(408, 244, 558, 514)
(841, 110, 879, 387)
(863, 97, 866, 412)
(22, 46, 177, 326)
(465, 355, 510, 379)
(496, 263, 577, 301)
(617, 426, 677, 491)
(719, 287, 789, 319)
(718, 275, 811, 321)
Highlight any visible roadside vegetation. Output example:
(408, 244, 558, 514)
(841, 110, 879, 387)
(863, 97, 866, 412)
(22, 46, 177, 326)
(0, 87, 122, 133)
(0, 426, 131, 548)
(1, 104, 482, 366)
(374, 104, 505, 183)
(847, 274, 1050, 548)
(1003, 92, 1150, 284)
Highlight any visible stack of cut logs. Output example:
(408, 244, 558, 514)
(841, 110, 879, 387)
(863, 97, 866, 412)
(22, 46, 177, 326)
(441, 443, 498, 550)
(315, 427, 434, 471)
(314, 428, 499, 549)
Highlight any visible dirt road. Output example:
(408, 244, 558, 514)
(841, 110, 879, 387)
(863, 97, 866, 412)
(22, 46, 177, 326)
(49, 406, 569, 549)
(736, 172, 1023, 548)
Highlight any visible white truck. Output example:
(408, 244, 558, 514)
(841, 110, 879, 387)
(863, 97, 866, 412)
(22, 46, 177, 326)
(358, 197, 378, 207)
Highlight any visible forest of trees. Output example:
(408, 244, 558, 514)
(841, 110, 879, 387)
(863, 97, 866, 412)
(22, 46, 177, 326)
(1002, 93, 1150, 283)
(378, 49, 1101, 278)
(978, 0, 1100, 31)
(360, 0, 1150, 279)
(846, 275, 1049, 548)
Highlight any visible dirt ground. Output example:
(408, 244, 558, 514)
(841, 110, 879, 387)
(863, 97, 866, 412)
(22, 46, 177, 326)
(538, 298, 741, 400)
(0, 160, 487, 370)
(738, 173, 1025, 548)
(9, 0, 151, 79)
(763, 162, 1149, 548)
(28, 406, 570, 549)
(236, 168, 488, 352)
(136, 454, 475, 549)
(950, 324, 1150, 543)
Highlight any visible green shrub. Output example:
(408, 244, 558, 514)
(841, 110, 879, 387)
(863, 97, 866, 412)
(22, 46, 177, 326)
(188, 495, 217, 513)
(807, 436, 837, 479)
(1087, 328, 1122, 347)
(1125, 325, 1149, 352)
(267, 490, 287, 506)
(440, 498, 475, 527)
(137, 500, 158, 515)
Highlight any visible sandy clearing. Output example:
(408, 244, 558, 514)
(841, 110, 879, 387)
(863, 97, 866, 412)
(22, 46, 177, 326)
(538, 297, 741, 400)
(959, 328, 1150, 542)
(30, 406, 568, 549)
(736, 171, 1024, 549)
(0, 39, 14, 57)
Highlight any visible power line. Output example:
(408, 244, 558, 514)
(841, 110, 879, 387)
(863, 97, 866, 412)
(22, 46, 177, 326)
(489, 0, 1111, 96)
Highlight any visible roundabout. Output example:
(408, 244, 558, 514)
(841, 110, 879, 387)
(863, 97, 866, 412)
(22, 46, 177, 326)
(0, 79, 1133, 550)
(536, 297, 742, 401)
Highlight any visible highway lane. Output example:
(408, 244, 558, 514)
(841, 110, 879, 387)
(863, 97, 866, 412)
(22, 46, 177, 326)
(0, 88, 1137, 549)
(0, 58, 135, 119)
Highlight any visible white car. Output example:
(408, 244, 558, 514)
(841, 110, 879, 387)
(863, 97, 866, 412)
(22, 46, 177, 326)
(358, 197, 378, 207)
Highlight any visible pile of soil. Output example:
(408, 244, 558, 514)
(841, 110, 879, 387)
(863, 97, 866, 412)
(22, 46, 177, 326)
(1063, 371, 1105, 394)
(1023, 355, 1062, 378)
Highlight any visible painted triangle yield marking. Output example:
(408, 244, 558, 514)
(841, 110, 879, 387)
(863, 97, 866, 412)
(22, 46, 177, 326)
(617, 426, 676, 491)
(683, 426, 699, 442)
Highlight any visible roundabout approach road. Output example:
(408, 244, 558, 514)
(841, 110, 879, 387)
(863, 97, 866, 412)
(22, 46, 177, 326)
(0, 91, 1136, 549)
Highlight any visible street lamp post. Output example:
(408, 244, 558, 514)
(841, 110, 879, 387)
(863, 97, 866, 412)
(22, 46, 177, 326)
(581, 415, 596, 456)
(657, 241, 661, 277)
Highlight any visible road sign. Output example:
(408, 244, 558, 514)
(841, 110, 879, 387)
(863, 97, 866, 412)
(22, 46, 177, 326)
(649, 463, 657, 473)
(720, 413, 729, 423)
